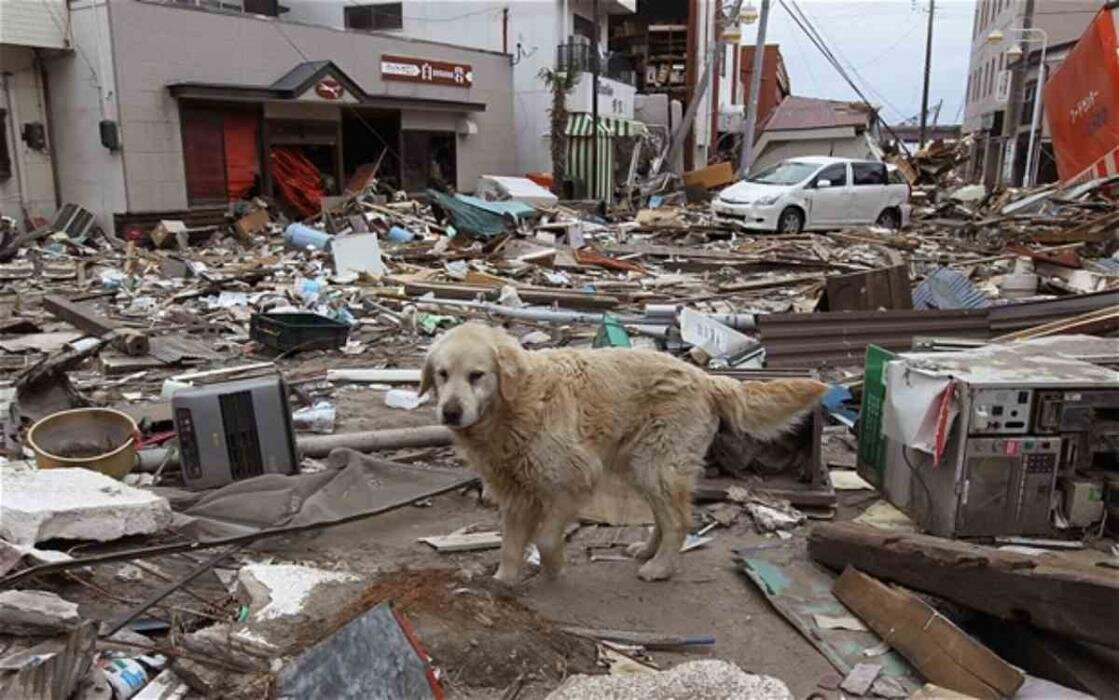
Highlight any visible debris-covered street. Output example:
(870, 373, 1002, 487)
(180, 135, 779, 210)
(2, 0, 1119, 698)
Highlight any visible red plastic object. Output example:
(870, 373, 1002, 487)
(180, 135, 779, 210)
(525, 172, 553, 189)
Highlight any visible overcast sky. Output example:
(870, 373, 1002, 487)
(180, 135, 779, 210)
(740, 0, 977, 125)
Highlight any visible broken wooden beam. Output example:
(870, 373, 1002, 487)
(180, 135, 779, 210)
(808, 522, 1119, 650)
(42, 294, 149, 356)
(834, 566, 1024, 699)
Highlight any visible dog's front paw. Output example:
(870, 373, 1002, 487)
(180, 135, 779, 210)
(637, 560, 675, 582)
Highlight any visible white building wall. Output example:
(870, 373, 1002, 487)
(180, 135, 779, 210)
(0, 46, 58, 222)
(43, 0, 127, 227)
(0, 0, 70, 49)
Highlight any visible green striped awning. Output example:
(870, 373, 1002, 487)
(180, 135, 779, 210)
(564, 114, 646, 201)
(564, 114, 647, 138)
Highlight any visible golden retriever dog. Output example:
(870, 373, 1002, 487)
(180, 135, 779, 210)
(420, 322, 828, 584)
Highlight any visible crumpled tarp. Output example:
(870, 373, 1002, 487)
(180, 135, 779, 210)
(169, 450, 469, 541)
(426, 189, 534, 238)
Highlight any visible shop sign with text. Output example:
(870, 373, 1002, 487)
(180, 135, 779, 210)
(381, 55, 473, 88)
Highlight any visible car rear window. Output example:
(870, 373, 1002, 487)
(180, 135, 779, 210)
(852, 163, 887, 186)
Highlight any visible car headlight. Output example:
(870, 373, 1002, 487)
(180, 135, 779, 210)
(754, 195, 780, 206)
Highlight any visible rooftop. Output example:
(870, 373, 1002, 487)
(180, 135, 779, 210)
(762, 95, 875, 133)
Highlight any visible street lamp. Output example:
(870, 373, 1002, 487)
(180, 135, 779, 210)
(987, 27, 1048, 186)
(721, 24, 743, 43)
(740, 3, 759, 24)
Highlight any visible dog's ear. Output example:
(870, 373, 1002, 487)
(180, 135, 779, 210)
(419, 353, 436, 398)
(493, 339, 527, 404)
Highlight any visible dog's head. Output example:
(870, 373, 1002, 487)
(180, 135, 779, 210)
(420, 322, 525, 430)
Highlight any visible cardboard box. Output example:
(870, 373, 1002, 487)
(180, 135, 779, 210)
(234, 209, 271, 240)
(150, 220, 187, 249)
(683, 161, 736, 190)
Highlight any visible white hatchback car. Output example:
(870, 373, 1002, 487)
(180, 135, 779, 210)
(711, 156, 911, 234)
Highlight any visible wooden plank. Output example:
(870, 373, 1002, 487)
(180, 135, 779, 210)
(1028, 210, 1119, 244)
(823, 265, 912, 312)
(399, 280, 619, 310)
(43, 294, 150, 356)
(42, 294, 117, 336)
(808, 522, 1119, 650)
(418, 532, 502, 552)
(734, 543, 923, 693)
(834, 567, 1024, 699)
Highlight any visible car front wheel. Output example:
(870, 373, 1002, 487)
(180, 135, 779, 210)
(876, 208, 901, 230)
(776, 207, 804, 234)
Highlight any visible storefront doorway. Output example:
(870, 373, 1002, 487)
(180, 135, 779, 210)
(401, 130, 457, 193)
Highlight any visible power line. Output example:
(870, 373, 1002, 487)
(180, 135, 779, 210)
(788, 0, 906, 119)
(776, 0, 910, 152)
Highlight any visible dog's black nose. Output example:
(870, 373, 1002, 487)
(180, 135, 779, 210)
(442, 404, 463, 426)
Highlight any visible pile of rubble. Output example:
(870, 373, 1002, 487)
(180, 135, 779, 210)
(1, 165, 1117, 698)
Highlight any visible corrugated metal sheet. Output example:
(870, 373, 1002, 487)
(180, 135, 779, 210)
(758, 309, 991, 368)
(988, 289, 1119, 333)
(761, 291, 1119, 368)
(912, 267, 991, 310)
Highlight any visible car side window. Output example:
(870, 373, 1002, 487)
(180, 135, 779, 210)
(852, 163, 887, 186)
(814, 164, 847, 187)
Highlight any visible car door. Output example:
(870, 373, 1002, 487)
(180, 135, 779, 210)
(806, 163, 850, 227)
(850, 162, 890, 224)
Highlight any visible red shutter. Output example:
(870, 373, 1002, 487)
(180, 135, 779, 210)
(223, 112, 259, 200)
(182, 109, 227, 204)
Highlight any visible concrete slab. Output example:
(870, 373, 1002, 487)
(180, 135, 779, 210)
(236, 563, 360, 622)
(0, 589, 81, 635)
(0, 466, 172, 545)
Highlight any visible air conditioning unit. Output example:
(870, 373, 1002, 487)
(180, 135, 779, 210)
(172, 374, 298, 490)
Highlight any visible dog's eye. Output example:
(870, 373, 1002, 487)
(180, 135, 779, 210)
(437, 369, 448, 381)
(468, 370, 485, 384)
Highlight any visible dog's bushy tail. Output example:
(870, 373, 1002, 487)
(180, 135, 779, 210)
(707, 376, 829, 441)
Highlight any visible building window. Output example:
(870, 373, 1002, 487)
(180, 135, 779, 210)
(241, 0, 278, 15)
(168, 0, 278, 16)
(344, 3, 404, 31)
(0, 109, 11, 181)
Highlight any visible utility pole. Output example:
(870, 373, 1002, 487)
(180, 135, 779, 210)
(918, 0, 935, 149)
(591, 0, 600, 201)
(738, 0, 770, 178)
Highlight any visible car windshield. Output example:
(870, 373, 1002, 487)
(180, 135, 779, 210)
(747, 161, 819, 185)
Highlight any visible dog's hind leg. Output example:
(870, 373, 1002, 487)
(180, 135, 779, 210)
(629, 419, 715, 581)
(495, 498, 540, 585)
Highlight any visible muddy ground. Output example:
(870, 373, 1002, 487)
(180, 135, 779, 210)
(244, 394, 848, 698)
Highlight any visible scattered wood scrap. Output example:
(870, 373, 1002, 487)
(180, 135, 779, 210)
(834, 566, 1024, 699)
(808, 522, 1119, 650)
